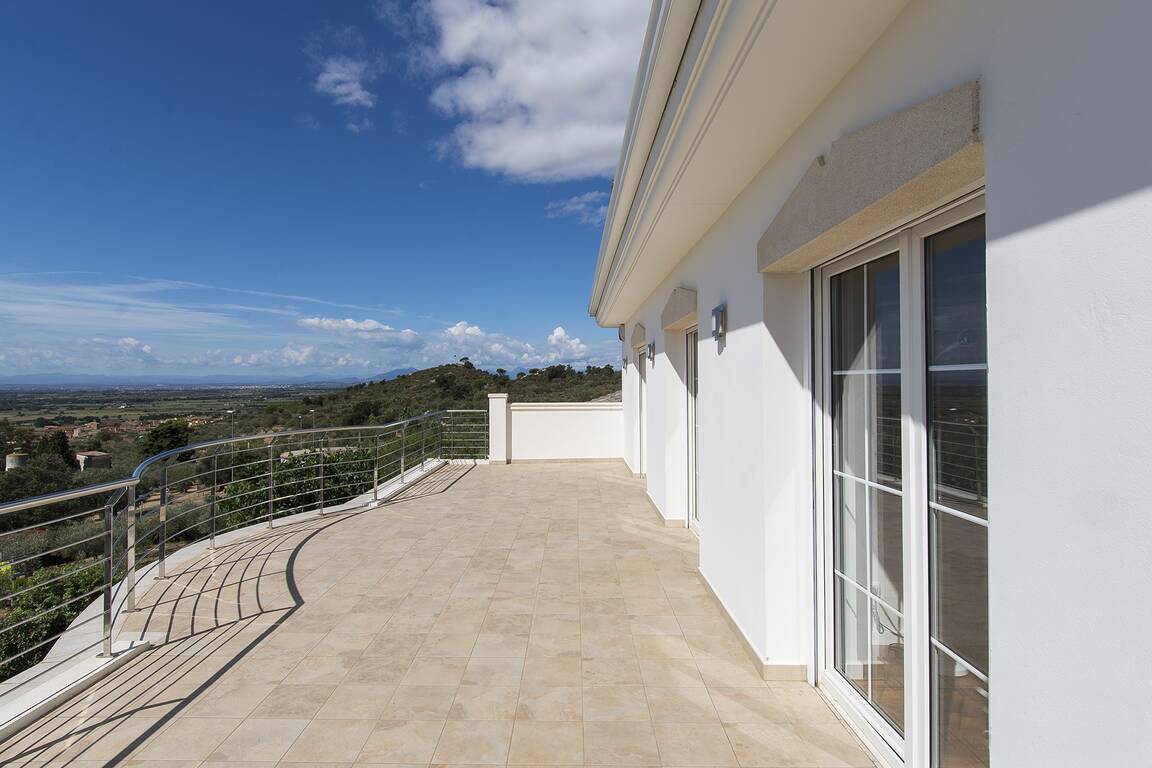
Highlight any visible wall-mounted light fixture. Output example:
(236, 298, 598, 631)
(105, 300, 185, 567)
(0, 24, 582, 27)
(711, 303, 727, 341)
(646, 342, 656, 362)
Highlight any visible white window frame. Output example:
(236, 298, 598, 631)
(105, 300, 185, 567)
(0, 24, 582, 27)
(812, 191, 986, 768)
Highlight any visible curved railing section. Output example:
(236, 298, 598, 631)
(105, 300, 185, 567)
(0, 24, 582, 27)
(0, 409, 486, 683)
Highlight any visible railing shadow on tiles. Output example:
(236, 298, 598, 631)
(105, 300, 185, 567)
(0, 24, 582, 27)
(0, 409, 487, 686)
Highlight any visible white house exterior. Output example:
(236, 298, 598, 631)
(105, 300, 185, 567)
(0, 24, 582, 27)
(590, 2, 1152, 767)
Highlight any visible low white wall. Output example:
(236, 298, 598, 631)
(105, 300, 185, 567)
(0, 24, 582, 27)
(507, 402, 623, 462)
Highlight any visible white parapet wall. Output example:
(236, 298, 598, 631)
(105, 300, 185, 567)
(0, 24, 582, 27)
(488, 395, 623, 462)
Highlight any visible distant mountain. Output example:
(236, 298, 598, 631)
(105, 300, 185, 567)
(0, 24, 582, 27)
(0, 372, 367, 390)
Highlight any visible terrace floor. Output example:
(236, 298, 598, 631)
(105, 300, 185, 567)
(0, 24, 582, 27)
(1, 462, 875, 767)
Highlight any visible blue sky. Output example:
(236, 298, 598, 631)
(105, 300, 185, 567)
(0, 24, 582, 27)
(0, 1, 648, 379)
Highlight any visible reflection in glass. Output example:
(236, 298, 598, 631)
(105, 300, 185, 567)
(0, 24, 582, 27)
(834, 477, 868, 587)
(927, 215, 988, 768)
(933, 647, 989, 768)
(932, 511, 988, 675)
(872, 373, 902, 488)
(835, 578, 869, 699)
(833, 372, 867, 477)
(867, 253, 901, 370)
(872, 604, 905, 732)
(930, 369, 987, 519)
(829, 253, 904, 735)
(927, 217, 987, 366)
(871, 487, 903, 613)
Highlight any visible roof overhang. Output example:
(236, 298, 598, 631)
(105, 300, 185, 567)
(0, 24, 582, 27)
(589, 0, 910, 326)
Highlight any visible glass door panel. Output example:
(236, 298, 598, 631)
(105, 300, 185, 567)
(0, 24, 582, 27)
(829, 251, 906, 733)
(926, 215, 988, 768)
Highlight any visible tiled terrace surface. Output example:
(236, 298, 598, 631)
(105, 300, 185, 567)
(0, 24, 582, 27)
(2, 462, 874, 767)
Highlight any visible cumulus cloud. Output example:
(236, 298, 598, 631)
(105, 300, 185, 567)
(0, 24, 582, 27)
(545, 190, 610, 225)
(233, 344, 317, 367)
(400, 0, 649, 181)
(298, 317, 422, 347)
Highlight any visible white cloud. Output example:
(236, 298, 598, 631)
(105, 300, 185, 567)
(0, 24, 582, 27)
(404, 0, 649, 181)
(425, 320, 604, 368)
(545, 190, 610, 225)
(306, 26, 381, 123)
(346, 117, 375, 134)
(233, 344, 317, 368)
(298, 317, 422, 347)
(314, 56, 377, 108)
(546, 326, 588, 359)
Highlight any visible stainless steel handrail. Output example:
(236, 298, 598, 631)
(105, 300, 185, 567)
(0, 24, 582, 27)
(0, 409, 487, 681)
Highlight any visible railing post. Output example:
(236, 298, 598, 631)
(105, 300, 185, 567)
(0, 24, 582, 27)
(420, 419, 427, 470)
(267, 442, 275, 528)
(399, 425, 407, 484)
(158, 467, 168, 580)
(101, 499, 113, 657)
(125, 485, 137, 612)
(209, 452, 218, 549)
(318, 434, 325, 514)
(373, 433, 380, 503)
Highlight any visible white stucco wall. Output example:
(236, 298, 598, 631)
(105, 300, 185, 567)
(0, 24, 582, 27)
(507, 403, 623, 462)
(616, 0, 1152, 764)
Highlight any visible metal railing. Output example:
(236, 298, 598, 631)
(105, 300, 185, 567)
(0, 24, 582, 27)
(0, 409, 487, 681)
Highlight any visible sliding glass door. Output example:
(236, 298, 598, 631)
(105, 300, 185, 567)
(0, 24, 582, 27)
(818, 197, 988, 768)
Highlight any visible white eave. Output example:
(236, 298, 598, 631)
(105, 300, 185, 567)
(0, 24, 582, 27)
(588, 0, 910, 327)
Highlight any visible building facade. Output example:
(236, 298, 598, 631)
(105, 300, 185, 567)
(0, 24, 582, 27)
(589, 2, 1152, 767)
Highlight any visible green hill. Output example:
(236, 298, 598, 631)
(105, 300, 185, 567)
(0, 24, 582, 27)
(226, 362, 621, 434)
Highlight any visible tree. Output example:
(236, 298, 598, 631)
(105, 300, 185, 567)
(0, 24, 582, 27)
(35, 431, 76, 468)
(140, 421, 195, 458)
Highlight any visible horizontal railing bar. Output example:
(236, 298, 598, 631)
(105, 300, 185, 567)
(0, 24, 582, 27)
(4, 532, 109, 569)
(0, 505, 107, 537)
(0, 613, 104, 668)
(1, 559, 105, 602)
(0, 586, 107, 636)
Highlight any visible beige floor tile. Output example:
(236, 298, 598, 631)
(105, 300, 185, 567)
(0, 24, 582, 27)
(431, 719, 513, 764)
(724, 722, 814, 767)
(633, 634, 693, 659)
(769, 682, 842, 723)
(462, 657, 525, 686)
(695, 658, 767, 688)
(581, 632, 636, 659)
(315, 682, 396, 719)
(583, 657, 644, 686)
(582, 685, 649, 722)
(707, 687, 790, 724)
(345, 656, 413, 684)
(184, 681, 276, 718)
(653, 722, 738, 765)
(449, 685, 519, 720)
(472, 632, 530, 657)
(417, 631, 478, 657)
(400, 657, 468, 686)
(508, 720, 585, 764)
(135, 717, 240, 761)
(281, 717, 375, 763)
(515, 686, 582, 721)
(638, 658, 705, 687)
(250, 684, 336, 718)
(283, 655, 353, 685)
(521, 657, 581, 687)
(795, 722, 877, 767)
(358, 719, 445, 763)
(381, 685, 457, 720)
(310, 631, 375, 657)
(206, 717, 308, 762)
(645, 686, 719, 723)
(527, 631, 582, 657)
(363, 632, 426, 659)
(583, 721, 661, 765)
